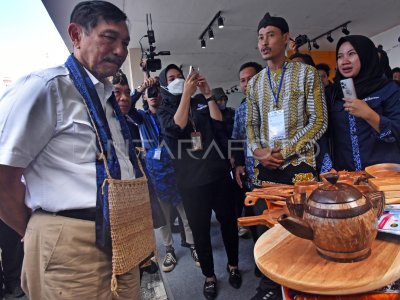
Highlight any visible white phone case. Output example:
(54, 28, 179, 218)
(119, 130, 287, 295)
(340, 78, 357, 99)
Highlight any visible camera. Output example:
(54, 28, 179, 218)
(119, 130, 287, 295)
(141, 14, 170, 73)
(147, 83, 160, 98)
(294, 34, 309, 49)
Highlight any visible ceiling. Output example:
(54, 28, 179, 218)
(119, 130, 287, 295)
(42, 0, 400, 91)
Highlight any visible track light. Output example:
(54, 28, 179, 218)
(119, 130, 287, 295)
(327, 33, 334, 43)
(342, 25, 350, 35)
(217, 16, 224, 28)
(309, 21, 351, 50)
(208, 28, 214, 40)
(198, 11, 224, 48)
(312, 40, 320, 49)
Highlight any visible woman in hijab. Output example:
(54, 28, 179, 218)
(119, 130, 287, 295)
(157, 65, 241, 299)
(326, 35, 400, 171)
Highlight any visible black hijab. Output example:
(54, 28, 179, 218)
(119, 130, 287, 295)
(158, 64, 185, 105)
(333, 35, 390, 100)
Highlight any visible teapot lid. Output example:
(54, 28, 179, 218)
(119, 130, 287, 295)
(310, 174, 362, 204)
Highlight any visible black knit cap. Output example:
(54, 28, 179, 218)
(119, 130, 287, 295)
(257, 12, 289, 33)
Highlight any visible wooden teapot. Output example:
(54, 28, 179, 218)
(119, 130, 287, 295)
(278, 174, 385, 263)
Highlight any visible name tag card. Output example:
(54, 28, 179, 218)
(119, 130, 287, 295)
(191, 132, 203, 152)
(268, 110, 286, 142)
(153, 148, 162, 160)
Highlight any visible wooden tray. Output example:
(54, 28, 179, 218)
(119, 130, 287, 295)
(365, 163, 400, 178)
(254, 224, 400, 295)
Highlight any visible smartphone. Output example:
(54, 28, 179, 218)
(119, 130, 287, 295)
(188, 65, 199, 76)
(340, 78, 357, 99)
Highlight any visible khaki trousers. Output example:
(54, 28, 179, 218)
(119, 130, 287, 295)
(21, 212, 140, 300)
(158, 201, 194, 247)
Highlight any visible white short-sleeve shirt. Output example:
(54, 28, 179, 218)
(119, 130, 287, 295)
(0, 65, 134, 212)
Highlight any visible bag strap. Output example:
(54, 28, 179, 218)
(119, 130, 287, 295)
(82, 98, 148, 180)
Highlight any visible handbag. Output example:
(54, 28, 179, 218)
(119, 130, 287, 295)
(84, 101, 155, 295)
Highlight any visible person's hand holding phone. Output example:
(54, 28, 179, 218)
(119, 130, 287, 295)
(183, 71, 199, 97)
(197, 75, 211, 98)
(188, 65, 199, 77)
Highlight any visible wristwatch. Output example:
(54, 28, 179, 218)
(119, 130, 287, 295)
(206, 95, 215, 102)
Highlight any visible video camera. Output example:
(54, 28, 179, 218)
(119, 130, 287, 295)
(294, 34, 309, 49)
(142, 14, 170, 73)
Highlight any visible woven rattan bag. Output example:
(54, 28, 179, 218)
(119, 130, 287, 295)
(105, 174, 155, 294)
(84, 103, 155, 294)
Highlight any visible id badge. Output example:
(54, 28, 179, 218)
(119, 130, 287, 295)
(191, 132, 203, 152)
(153, 148, 162, 160)
(268, 110, 286, 143)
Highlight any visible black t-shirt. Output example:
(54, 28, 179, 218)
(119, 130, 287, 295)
(157, 94, 231, 188)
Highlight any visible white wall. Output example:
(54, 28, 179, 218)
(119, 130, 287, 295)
(371, 25, 400, 69)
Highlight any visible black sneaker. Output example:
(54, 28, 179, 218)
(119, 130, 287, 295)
(203, 277, 217, 299)
(141, 259, 159, 274)
(190, 246, 201, 267)
(162, 248, 177, 272)
(226, 264, 242, 289)
(250, 287, 283, 300)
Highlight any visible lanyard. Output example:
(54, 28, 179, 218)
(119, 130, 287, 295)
(149, 113, 161, 146)
(267, 63, 286, 108)
(189, 107, 197, 132)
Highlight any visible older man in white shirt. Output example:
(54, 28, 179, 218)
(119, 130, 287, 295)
(0, 1, 145, 299)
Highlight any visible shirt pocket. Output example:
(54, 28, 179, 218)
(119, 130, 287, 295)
(72, 119, 97, 163)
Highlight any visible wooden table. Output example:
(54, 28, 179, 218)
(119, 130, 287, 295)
(254, 224, 400, 295)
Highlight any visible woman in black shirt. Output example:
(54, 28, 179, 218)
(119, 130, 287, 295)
(157, 64, 241, 299)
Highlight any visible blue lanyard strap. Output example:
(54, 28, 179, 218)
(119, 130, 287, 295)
(149, 113, 161, 146)
(267, 62, 286, 108)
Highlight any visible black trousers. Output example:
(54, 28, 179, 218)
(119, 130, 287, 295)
(180, 175, 239, 278)
(0, 219, 24, 291)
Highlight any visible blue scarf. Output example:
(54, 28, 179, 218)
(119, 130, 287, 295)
(65, 55, 143, 253)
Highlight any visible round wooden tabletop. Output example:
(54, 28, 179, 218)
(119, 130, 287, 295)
(254, 224, 400, 295)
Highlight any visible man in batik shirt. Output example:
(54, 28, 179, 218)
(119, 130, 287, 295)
(247, 12, 327, 186)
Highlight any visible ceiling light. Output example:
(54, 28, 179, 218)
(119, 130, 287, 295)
(312, 40, 320, 49)
(208, 28, 214, 40)
(199, 11, 224, 46)
(342, 26, 350, 35)
(327, 33, 334, 43)
(217, 16, 224, 28)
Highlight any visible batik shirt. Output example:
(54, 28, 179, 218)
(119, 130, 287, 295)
(246, 59, 327, 172)
(232, 99, 254, 190)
